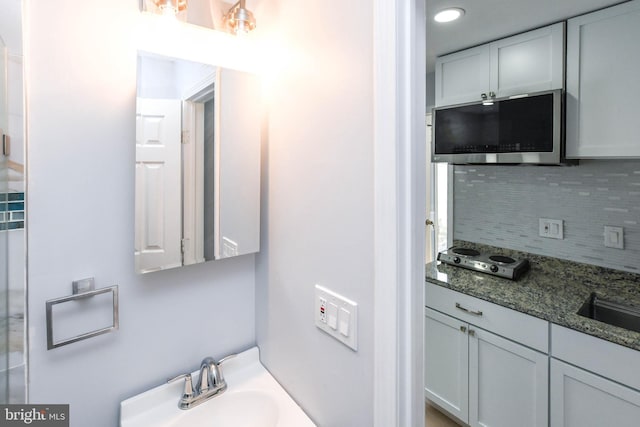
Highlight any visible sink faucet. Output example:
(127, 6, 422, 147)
(168, 354, 235, 410)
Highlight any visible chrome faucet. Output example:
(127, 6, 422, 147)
(168, 354, 235, 410)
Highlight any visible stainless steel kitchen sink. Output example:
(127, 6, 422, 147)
(577, 293, 640, 333)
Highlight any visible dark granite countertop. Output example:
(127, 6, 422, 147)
(425, 242, 640, 351)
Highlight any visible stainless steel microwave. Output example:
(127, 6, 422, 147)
(431, 89, 574, 165)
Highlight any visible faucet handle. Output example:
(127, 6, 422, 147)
(168, 373, 194, 399)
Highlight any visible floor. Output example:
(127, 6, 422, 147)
(425, 402, 462, 427)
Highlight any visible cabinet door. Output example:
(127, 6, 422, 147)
(566, 1, 640, 158)
(469, 328, 548, 427)
(424, 308, 469, 424)
(435, 44, 491, 106)
(492, 22, 564, 97)
(550, 359, 640, 427)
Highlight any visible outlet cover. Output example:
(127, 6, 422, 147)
(314, 284, 358, 351)
(539, 218, 563, 240)
(604, 226, 624, 249)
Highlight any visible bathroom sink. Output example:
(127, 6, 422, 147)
(577, 293, 640, 333)
(166, 391, 279, 427)
(120, 347, 315, 427)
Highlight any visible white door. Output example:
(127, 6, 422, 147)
(424, 308, 469, 424)
(135, 98, 182, 273)
(550, 358, 640, 427)
(469, 327, 548, 427)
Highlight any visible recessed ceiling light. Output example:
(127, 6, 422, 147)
(434, 8, 465, 23)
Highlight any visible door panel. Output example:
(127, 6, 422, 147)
(469, 328, 548, 427)
(425, 308, 469, 424)
(135, 98, 182, 273)
(551, 359, 640, 427)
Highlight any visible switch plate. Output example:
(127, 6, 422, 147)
(604, 226, 624, 249)
(315, 284, 358, 351)
(539, 218, 564, 239)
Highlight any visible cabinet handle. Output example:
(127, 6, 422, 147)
(469, 329, 475, 337)
(455, 302, 483, 316)
(460, 325, 467, 333)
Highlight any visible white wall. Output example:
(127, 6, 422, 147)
(26, 1, 256, 426)
(254, 0, 375, 425)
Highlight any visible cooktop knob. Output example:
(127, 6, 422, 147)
(490, 265, 499, 273)
(453, 257, 461, 264)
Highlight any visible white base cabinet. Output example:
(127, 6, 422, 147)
(425, 308, 469, 423)
(550, 324, 640, 427)
(469, 328, 548, 427)
(425, 297, 548, 427)
(551, 359, 640, 427)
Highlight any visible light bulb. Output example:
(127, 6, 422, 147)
(434, 8, 465, 23)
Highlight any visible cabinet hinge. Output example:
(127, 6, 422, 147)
(181, 130, 190, 145)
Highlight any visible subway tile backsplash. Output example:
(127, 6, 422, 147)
(453, 160, 640, 273)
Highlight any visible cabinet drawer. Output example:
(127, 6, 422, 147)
(551, 324, 640, 391)
(426, 281, 549, 353)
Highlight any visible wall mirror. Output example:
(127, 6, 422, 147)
(135, 52, 261, 274)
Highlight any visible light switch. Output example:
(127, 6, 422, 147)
(314, 284, 358, 351)
(604, 226, 624, 249)
(327, 303, 338, 330)
(339, 308, 350, 337)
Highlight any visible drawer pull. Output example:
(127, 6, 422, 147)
(460, 326, 467, 333)
(469, 329, 475, 337)
(455, 302, 483, 316)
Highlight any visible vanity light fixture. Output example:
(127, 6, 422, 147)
(152, 0, 188, 16)
(434, 7, 465, 23)
(223, 0, 257, 35)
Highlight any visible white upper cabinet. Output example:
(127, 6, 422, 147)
(435, 44, 491, 107)
(435, 22, 565, 107)
(566, 0, 640, 158)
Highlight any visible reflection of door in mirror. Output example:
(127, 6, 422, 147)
(134, 52, 261, 274)
(135, 53, 216, 273)
(135, 98, 182, 273)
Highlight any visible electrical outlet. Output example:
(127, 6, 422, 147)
(314, 284, 358, 351)
(318, 297, 327, 323)
(539, 218, 563, 240)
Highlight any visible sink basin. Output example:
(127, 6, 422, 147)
(577, 293, 640, 333)
(167, 391, 279, 427)
(120, 347, 315, 427)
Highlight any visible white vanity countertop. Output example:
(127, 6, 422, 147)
(120, 347, 316, 427)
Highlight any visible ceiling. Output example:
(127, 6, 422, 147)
(426, 0, 627, 72)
